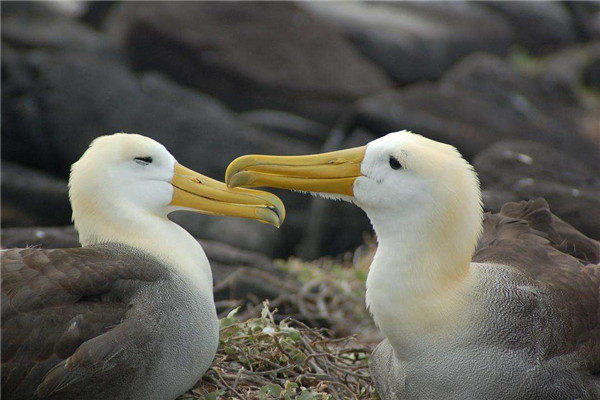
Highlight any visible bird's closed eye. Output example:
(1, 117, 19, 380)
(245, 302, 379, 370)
(389, 156, 402, 170)
(134, 156, 153, 165)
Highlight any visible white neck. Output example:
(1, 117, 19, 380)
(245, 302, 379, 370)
(364, 203, 479, 355)
(75, 205, 213, 294)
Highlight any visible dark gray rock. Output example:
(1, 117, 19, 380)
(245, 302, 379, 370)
(539, 43, 600, 149)
(566, 1, 600, 40)
(1, 0, 121, 60)
(0, 1, 87, 21)
(169, 211, 283, 258)
(353, 83, 495, 160)
(443, 53, 585, 128)
(484, 1, 577, 53)
(1, 49, 316, 179)
(474, 140, 600, 239)
(195, 238, 285, 304)
(445, 52, 577, 113)
(103, 1, 392, 124)
(584, 56, 600, 90)
(543, 42, 600, 94)
(1, 161, 71, 228)
(302, 1, 512, 84)
(238, 110, 329, 145)
(294, 196, 371, 260)
(352, 53, 599, 165)
(79, 1, 118, 30)
(0, 226, 79, 249)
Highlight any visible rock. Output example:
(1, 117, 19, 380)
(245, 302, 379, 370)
(484, 2, 577, 53)
(79, 1, 118, 30)
(1, 0, 121, 60)
(295, 198, 371, 259)
(169, 212, 284, 258)
(584, 57, 600, 91)
(1, 226, 79, 249)
(103, 1, 392, 124)
(565, 1, 600, 40)
(443, 53, 584, 123)
(1, 161, 71, 228)
(353, 83, 494, 160)
(238, 110, 329, 145)
(352, 53, 599, 164)
(196, 238, 286, 304)
(302, 1, 512, 84)
(200, 239, 275, 272)
(1, 49, 316, 179)
(540, 43, 600, 147)
(474, 140, 600, 239)
(0, 1, 54, 17)
(542, 42, 600, 93)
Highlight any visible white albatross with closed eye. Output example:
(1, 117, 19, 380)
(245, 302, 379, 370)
(2, 133, 285, 400)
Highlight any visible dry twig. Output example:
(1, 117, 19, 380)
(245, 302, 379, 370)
(181, 303, 373, 400)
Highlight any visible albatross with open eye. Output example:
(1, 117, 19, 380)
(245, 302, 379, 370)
(225, 130, 600, 400)
(2, 133, 285, 400)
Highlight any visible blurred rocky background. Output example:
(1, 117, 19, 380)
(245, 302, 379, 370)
(3, 1, 600, 267)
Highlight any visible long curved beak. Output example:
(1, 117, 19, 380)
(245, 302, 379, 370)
(170, 163, 285, 227)
(225, 146, 366, 196)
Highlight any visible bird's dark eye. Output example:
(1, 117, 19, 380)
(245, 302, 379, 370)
(389, 156, 402, 170)
(134, 156, 153, 165)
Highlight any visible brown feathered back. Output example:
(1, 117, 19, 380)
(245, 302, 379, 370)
(473, 198, 600, 373)
(2, 244, 165, 399)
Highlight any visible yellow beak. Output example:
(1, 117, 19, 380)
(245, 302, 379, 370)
(170, 163, 285, 227)
(225, 146, 366, 196)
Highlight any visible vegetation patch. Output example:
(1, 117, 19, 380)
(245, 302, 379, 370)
(180, 304, 374, 400)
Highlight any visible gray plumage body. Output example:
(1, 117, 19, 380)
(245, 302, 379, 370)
(370, 200, 600, 400)
(2, 243, 219, 400)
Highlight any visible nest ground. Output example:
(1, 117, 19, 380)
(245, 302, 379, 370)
(181, 239, 381, 399)
(180, 304, 375, 400)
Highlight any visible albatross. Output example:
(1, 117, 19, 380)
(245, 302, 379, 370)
(225, 130, 600, 399)
(1, 133, 285, 400)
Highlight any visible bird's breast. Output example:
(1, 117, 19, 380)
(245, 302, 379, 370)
(130, 270, 219, 400)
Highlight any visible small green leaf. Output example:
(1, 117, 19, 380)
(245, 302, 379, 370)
(219, 307, 241, 329)
(298, 390, 317, 400)
(260, 383, 283, 399)
(284, 381, 299, 390)
(202, 389, 226, 400)
(227, 306, 241, 319)
(281, 327, 301, 341)
(268, 383, 283, 396)
(219, 317, 236, 330)
(249, 320, 265, 331)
